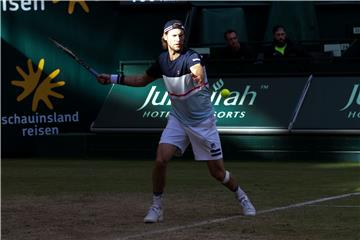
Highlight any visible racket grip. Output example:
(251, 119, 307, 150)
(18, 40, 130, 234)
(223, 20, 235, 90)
(89, 68, 99, 77)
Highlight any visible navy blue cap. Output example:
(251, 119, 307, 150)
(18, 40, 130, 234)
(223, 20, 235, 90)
(163, 20, 185, 33)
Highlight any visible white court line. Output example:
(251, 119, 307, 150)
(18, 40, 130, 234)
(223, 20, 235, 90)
(119, 192, 360, 240)
(306, 205, 360, 208)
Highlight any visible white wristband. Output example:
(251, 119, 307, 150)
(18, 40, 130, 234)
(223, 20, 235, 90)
(110, 74, 118, 84)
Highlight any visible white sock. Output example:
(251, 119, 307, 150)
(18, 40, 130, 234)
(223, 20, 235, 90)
(152, 194, 163, 207)
(235, 186, 246, 200)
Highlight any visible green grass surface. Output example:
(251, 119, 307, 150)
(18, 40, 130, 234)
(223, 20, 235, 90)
(2, 159, 360, 240)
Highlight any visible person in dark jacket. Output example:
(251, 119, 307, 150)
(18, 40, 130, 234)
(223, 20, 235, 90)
(223, 30, 255, 61)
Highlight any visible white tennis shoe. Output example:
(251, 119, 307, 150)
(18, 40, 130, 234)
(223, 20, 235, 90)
(239, 195, 256, 216)
(144, 206, 163, 223)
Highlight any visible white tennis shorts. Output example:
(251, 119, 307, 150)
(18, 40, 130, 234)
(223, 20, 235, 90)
(159, 115, 223, 161)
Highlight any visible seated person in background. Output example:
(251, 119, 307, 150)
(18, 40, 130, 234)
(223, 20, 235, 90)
(264, 25, 310, 62)
(223, 30, 255, 61)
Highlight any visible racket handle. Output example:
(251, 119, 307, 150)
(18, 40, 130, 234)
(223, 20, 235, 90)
(89, 68, 99, 77)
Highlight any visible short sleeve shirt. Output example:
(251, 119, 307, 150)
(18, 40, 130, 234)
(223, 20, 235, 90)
(146, 49, 213, 126)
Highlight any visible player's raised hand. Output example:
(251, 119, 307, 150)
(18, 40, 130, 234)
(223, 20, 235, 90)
(97, 74, 111, 85)
(190, 63, 205, 85)
(191, 73, 203, 85)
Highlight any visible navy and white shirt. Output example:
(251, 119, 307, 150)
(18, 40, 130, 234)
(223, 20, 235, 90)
(146, 49, 213, 126)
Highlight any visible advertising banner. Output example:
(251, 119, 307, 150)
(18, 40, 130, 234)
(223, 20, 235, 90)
(1, 1, 186, 138)
(294, 76, 360, 131)
(91, 74, 312, 133)
(91, 67, 360, 133)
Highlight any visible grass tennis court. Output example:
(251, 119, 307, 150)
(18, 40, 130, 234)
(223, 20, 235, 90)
(2, 159, 359, 240)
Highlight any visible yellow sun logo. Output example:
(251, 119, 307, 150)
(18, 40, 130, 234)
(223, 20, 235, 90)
(11, 59, 65, 112)
(52, 0, 90, 14)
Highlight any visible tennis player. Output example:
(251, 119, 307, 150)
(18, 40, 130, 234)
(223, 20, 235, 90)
(97, 20, 256, 223)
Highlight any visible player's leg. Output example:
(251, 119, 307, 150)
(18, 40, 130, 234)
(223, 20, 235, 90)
(185, 116, 256, 216)
(144, 116, 189, 223)
(206, 158, 237, 191)
(206, 160, 256, 216)
(144, 143, 177, 223)
(153, 143, 177, 196)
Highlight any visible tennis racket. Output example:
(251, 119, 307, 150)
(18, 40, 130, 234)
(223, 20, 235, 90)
(288, 74, 313, 131)
(49, 37, 99, 77)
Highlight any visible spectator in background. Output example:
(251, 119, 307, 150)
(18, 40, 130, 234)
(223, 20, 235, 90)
(264, 25, 310, 62)
(223, 30, 255, 61)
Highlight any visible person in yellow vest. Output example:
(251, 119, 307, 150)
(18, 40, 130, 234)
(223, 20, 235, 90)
(264, 25, 310, 62)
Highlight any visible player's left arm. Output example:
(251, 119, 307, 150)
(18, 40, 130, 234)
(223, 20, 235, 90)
(190, 63, 205, 85)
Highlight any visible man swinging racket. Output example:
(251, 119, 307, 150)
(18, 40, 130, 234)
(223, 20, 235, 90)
(96, 20, 256, 223)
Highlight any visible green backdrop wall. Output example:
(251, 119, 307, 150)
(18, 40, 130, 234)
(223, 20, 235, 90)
(2, 1, 359, 159)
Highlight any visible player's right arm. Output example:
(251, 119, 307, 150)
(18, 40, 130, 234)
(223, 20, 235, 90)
(97, 58, 161, 87)
(123, 74, 155, 87)
(97, 73, 154, 87)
